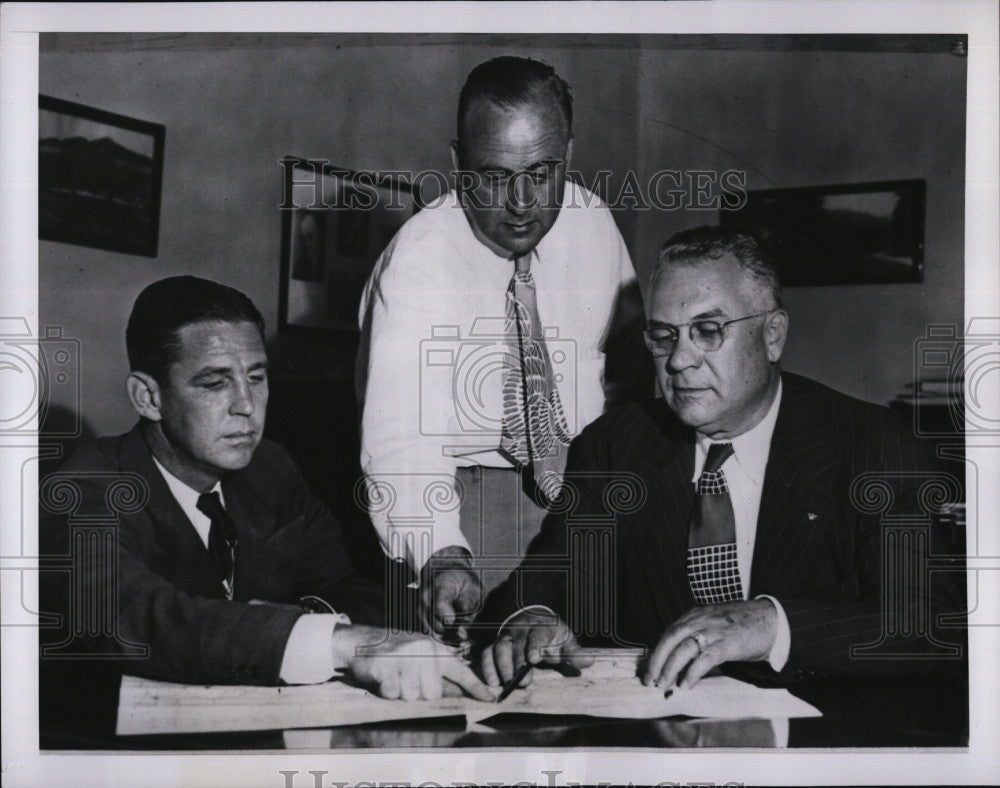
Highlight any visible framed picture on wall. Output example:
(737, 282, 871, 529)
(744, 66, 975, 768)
(720, 179, 926, 286)
(279, 158, 420, 334)
(39, 95, 165, 257)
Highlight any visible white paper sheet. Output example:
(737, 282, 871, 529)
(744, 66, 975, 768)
(116, 651, 820, 736)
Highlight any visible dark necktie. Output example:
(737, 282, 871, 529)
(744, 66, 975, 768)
(687, 442, 744, 605)
(500, 252, 571, 503)
(196, 491, 237, 600)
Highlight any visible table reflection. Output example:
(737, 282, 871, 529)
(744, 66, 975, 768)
(40, 674, 967, 750)
(651, 717, 780, 747)
(280, 715, 782, 749)
(285, 717, 469, 749)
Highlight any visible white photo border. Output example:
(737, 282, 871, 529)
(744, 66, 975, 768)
(2, 2, 997, 786)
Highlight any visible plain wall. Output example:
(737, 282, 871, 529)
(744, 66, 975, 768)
(39, 35, 965, 437)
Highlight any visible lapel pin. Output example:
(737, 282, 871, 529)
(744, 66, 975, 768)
(807, 512, 819, 521)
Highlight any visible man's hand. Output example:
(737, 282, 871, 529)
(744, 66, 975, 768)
(480, 608, 594, 688)
(644, 599, 778, 689)
(419, 546, 482, 641)
(332, 625, 495, 702)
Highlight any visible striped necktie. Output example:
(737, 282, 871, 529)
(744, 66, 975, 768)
(687, 442, 744, 605)
(499, 252, 571, 503)
(196, 491, 237, 600)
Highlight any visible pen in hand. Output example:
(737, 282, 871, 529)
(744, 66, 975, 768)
(496, 662, 533, 702)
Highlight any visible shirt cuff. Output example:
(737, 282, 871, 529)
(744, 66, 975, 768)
(414, 529, 473, 573)
(755, 594, 791, 672)
(279, 612, 350, 685)
(375, 520, 473, 573)
(364, 472, 471, 572)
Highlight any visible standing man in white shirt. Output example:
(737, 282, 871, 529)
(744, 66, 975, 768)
(357, 56, 639, 639)
(478, 225, 963, 689)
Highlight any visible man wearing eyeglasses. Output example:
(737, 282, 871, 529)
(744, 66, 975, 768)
(358, 56, 638, 642)
(478, 224, 963, 690)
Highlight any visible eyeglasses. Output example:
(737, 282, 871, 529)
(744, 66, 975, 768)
(643, 309, 776, 356)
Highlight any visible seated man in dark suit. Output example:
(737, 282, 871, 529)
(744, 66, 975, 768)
(477, 225, 964, 690)
(40, 276, 492, 702)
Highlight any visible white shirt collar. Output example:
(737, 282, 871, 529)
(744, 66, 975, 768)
(693, 377, 783, 486)
(152, 456, 222, 547)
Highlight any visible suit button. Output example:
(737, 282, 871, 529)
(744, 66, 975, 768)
(221, 667, 233, 680)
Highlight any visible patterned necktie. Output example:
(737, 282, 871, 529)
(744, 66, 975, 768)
(500, 252, 571, 503)
(196, 491, 237, 600)
(687, 442, 744, 605)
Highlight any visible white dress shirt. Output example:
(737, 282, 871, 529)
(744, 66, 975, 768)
(358, 181, 636, 571)
(153, 457, 222, 549)
(691, 379, 791, 671)
(152, 458, 346, 684)
(501, 380, 791, 683)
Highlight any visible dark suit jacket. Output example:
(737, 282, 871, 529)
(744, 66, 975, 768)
(40, 424, 385, 686)
(479, 372, 965, 682)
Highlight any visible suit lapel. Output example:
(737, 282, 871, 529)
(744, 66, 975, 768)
(222, 470, 287, 602)
(631, 401, 697, 629)
(118, 425, 227, 598)
(751, 374, 839, 594)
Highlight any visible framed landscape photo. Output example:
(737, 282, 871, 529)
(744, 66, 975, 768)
(38, 95, 165, 257)
(279, 158, 420, 334)
(720, 179, 926, 286)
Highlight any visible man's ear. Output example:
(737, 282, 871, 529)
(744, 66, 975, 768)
(765, 309, 789, 363)
(126, 371, 163, 421)
(563, 135, 574, 172)
(450, 140, 461, 178)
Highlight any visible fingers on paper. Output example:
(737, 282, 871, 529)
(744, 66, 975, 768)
(378, 670, 402, 700)
(645, 626, 686, 685)
(399, 668, 423, 702)
(441, 681, 464, 698)
(442, 656, 496, 702)
(680, 646, 723, 688)
(494, 634, 520, 684)
(560, 631, 596, 670)
(646, 616, 706, 686)
(659, 636, 704, 688)
(481, 644, 501, 687)
(418, 657, 444, 701)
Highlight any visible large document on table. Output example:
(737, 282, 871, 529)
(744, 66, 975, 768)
(116, 650, 820, 736)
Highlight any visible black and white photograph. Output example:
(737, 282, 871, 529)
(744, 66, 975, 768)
(289, 209, 326, 284)
(280, 161, 420, 333)
(0, 3, 998, 787)
(720, 179, 927, 285)
(38, 95, 164, 257)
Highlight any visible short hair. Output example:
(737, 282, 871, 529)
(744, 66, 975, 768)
(653, 225, 783, 309)
(457, 56, 573, 143)
(126, 276, 265, 384)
